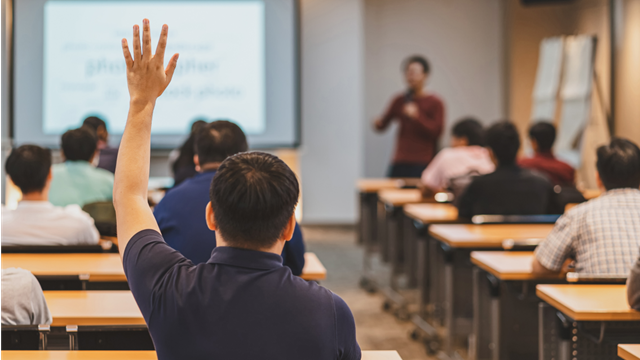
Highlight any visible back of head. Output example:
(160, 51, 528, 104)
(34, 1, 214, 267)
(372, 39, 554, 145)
(403, 55, 430, 74)
(596, 138, 640, 190)
(452, 117, 485, 146)
(5, 145, 52, 194)
(82, 116, 107, 133)
(61, 127, 98, 162)
(195, 120, 248, 166)
(485, 121, 521, 166)
(528, 121, 556, 152)
(210, 152, 299, 249)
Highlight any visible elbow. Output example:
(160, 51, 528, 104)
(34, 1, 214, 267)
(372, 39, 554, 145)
(531, 257, 559, 277)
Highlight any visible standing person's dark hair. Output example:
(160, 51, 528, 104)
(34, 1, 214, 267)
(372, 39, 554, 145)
(485, 121, 521, 166)
(61, 128, 98, 162)
(452, 118, 485, 147)
(210, 152, 299, 249)
(529, 121, 556, 153)
(596, 138, 640, 190)
(403, 55, 430, 74)
(82, 116, 108, 142)
(195, 120, 248, 165)
(5, 145, 52, 194)
(172, 119, 208, 186)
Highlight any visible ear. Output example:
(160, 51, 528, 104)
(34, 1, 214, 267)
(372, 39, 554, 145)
(530, 138, 539, 153)
(280, 214, 296, 242)
(47, 168, 53, 182)
(205, 202, 217, 231)
(194, 155, 201, 172)
(595, 171, 604, 191)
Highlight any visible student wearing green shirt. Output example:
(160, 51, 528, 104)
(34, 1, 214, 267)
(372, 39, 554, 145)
(49, 127, 114, 207)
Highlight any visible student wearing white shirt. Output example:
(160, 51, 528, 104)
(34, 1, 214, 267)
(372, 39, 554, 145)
(2, 145, 100, 246)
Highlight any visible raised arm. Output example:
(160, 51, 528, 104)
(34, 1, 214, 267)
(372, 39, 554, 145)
(114, 19, 179, 258)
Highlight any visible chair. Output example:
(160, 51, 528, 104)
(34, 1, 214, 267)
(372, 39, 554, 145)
(82, 201, 117, 237)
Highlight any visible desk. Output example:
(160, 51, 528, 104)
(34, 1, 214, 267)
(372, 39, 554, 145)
(424, 224, 554, 357)
(1, 350, 403, 360)
(44, 291, 144, 326)
(536, 285, 640, 360)
(619, 344, 640, 360)
(301, 252, 326, 281)
(470, 252, 564, 360)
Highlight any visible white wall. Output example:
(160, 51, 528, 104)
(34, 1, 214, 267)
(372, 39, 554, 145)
(299, 0, 365, 223)
(1, 0, 11, 204)
(363, 0, 506, 177)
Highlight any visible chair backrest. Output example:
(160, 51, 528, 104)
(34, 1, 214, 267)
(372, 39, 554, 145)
(472, 214, 561, 224)
(1, 245, 106, 253)
(1, 325, 49, 350)
(82, 201, 117, 237)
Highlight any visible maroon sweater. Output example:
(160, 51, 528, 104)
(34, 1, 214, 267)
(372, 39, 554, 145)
(378, 93, 445, 164)
(518, 152, 575, 186)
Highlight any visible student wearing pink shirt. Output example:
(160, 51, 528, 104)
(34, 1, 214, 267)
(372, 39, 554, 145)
(420, 118, 494, 198)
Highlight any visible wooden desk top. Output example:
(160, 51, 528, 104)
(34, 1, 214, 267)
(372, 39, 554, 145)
(357, 178, 405, 193)
(536, 285, 640, 321)
(1, 350, 403, 360)
(2, 253, 126, 282)
(619, 344, 640, 360)
(378, 189, 431, 206)
(403, 203, 458, 224)
(471, 251, 564, 281)
(44, 291, 144, 326)
(2, 252, 324, 282)
(301, 252, 326, 281)
(429, 224, 554, 248)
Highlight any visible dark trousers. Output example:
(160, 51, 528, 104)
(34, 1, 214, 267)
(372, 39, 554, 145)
(387, 163, 428, 178)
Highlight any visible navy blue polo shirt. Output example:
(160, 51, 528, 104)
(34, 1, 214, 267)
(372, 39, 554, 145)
(124, 230, 361, 360)
(154, 170, 306, 275)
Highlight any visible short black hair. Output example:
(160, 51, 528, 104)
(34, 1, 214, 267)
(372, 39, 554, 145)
(452, 117, 485, 146)
(61, 127, 98, 162)
(210, 152, 299, 249)
(83, 116, 107, 133)
(5, 145, 52, 194)
(596, 138, 640, 190)
(485, 121, 521, 166)
(195, 120, 248, 165)
(403, 55, 430, 74)
(529, 121, 556, 152)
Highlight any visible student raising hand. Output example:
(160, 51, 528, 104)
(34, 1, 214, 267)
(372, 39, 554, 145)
(121, 19, 179, 104)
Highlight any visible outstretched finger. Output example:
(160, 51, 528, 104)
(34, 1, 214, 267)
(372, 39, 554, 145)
(165, 53, 179, 84)
(155, 24, 168, 64)
(142, 19, 152, 61)
(122, 39, 133, 68)
(132, 25, 141, 62)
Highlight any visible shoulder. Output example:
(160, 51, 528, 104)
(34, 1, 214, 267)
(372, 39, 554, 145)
(424, 93, 445, 107)
(91, 167, 114, 180)
(51, 163, 67, 174)
(521, 168, 552, 184)
(2, 268, 38, 287)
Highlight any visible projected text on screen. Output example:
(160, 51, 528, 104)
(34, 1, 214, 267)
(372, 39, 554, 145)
(43, 1, 265, 135)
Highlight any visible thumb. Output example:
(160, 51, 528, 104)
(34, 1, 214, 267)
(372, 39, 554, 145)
(165, 53, 179, 84)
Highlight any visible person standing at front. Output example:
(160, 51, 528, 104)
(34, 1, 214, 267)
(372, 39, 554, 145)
(374, 55, 445, 178)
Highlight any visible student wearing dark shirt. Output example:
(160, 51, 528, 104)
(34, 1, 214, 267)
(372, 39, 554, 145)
(83, 116, 119, 174)
(154, 120, 306, 274)
(519, 121, 575, 186)
(457, 121, 555, 219)
(115, 21, 360, 360)
(374, 55, 445, 178)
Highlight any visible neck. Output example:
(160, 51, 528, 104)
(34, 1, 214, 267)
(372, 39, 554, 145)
(199, 162, 221, 172)
(412, 87, 425, 97)
(21, 191, 48, 202)
(216, 235, 285, 256)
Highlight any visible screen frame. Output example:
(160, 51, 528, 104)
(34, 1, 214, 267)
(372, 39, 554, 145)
(9, 0, 302, 150)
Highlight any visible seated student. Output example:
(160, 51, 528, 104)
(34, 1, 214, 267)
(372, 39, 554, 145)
(2, 268, 52, 325)
(629, 253, 640, 310)
(170, 119, 207, 186)
(519, 121, 575, 185)
(420, 117, 494, 198)
(154, 120, 306, 274)
(83, 116, 119, 174)
(456, 121, 555, 219)
(115, 22, 359, 359)
(533, 138, 640, 276)
(2, 145, 100, 246)
(49, 127, 114, 207)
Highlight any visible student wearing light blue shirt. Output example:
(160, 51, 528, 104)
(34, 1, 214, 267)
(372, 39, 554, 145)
(49, 127, 114, 207)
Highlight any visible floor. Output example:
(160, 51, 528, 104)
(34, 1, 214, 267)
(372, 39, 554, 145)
(302, 225, 435, 360)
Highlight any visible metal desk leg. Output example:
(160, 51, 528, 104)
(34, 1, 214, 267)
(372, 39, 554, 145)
(444, 257, 454, 355)
(359, 193, 379, 293)
(470, 267, 480, 360)
(382, 206, 411, 320)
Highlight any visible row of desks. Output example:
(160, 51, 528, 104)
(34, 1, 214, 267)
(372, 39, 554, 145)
(356, 179, 637, 360)
(1, 252, 327, 283)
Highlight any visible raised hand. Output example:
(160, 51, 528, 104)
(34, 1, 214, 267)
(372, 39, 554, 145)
(121, 19, 179, 105)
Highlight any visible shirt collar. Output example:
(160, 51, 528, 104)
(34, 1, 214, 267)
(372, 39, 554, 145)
(64, 160, 92, 167)
(602, 188, 640, 197)
(17, 200, 55, 208)
(206, 246, 283, 270)
(535, 151, 555, 159)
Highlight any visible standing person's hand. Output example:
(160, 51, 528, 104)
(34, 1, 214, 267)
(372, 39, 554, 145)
(373, 118, 385, 131)
(121, 19, 179, 106)
(403, 102, 419, 119)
